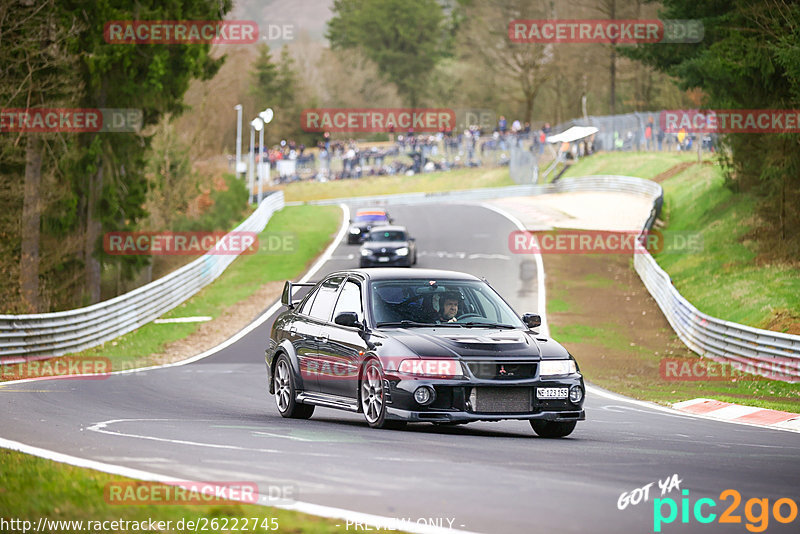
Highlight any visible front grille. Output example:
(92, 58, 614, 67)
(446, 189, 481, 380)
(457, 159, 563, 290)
(469, 387, 532, 413)
(467, 361, 537, 380)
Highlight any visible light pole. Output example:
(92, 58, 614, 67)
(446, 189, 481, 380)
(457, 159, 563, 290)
(249, 117, 263, 205)
(257, 108, 274, 203)
(257, 122, 264, 202)
(234, 104, 243, 177)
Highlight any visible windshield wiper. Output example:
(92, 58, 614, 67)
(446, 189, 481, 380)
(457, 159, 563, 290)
(376, 320, 436, 328)
(458, 322, 518, 329)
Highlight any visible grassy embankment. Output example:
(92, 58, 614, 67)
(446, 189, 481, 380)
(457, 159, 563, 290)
(551, 151, 799, 412)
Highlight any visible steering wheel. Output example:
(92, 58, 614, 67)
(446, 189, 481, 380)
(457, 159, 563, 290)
(455, 313, 482, 321)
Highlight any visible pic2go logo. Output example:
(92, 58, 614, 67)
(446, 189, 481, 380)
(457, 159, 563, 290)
(653, 489, 798, 532)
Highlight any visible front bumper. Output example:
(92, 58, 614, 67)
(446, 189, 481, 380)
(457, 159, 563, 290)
(360, 255, 411, 267)
(386, 407, 585, 423)
(382, 375, 586, 422)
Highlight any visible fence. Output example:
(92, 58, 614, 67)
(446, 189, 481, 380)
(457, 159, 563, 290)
(0, 192, 285, 362)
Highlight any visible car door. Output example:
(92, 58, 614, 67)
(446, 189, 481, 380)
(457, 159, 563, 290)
(317, 277, 368, 399)
(294, 275, 345, 392)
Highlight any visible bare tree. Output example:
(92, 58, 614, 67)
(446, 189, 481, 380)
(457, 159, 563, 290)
(459, 0, 553, 123)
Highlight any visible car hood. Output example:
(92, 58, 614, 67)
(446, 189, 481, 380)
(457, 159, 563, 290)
(379, 327, 570, 360)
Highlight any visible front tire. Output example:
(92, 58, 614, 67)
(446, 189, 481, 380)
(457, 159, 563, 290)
(530, 419, 576, 438)
(360, 359, 406, 430)
(274, 355, 314, 419)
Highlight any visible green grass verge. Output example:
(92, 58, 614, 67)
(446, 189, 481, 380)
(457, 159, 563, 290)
(563, 150, 703, 179)
(77, 204, 341, 371)
(277, 167, 513, 203)
(0, 448, 353, 534)
(656, 163, 800, 330)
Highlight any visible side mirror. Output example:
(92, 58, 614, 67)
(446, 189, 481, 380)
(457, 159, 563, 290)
(334, 311, 361, 328)
(522, 313, 541, 329)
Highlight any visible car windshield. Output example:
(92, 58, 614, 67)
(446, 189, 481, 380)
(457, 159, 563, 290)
(368, 230, 405, 242)
(354, 213, 388, 223)
(370, 279, 525, 328)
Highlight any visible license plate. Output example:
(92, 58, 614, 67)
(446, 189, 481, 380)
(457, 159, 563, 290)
(378, 256, 390, 262)
(537, 387, 568, 399)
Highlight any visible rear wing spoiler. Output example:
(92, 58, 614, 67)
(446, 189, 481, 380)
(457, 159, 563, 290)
(281, 281, 317, 309)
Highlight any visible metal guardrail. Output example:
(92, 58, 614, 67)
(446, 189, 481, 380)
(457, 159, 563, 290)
(0, 192, 285, 361)
(290, 175, 799, 381)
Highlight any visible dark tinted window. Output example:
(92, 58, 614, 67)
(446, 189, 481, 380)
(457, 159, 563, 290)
(332, 279, 364, 323)
(308, 276, 345, 321)
(368, 230, 406, 241)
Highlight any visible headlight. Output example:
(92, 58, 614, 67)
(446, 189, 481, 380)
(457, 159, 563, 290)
(360, 248, 372, 256)
(539, 359, 577, 377)
(350, 227, 361, 234)
(395, 247, 409, 256)
(398, 358, 462, 378)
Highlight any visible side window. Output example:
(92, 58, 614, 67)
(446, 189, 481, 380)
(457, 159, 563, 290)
(332, 280, 363, 323)
(472, 288, 501, 322)
(308, 276, 345, 321)
(299, 285, 320, 316)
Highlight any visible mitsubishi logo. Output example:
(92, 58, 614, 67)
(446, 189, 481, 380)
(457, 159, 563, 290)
(499, 365, 507, 375)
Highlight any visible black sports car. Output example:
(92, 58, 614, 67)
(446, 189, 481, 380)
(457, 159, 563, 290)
(359, 225, 417, 267)
(347, 208, 392, 244)
(265, 268, 585, 437)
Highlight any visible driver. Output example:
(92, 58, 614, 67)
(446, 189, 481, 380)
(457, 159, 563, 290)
(437, 292, 460, 323)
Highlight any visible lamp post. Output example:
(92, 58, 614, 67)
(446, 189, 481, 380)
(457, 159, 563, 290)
(234, 104, 242, 177)
(249, 117, 263, 205)
(257, 108, 274, 203)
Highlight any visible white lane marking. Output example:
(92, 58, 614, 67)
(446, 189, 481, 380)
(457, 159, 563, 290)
(329, 254, 356, 260)
(0, 204, 351, 387)
(253, 431, 314, 442)
(153, 316, 213, 324)
(477, 202, 549, 337)
(0, 435, 481, 534)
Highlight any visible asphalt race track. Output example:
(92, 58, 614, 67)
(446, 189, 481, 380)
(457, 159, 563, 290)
(1, 204, 798, 534)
